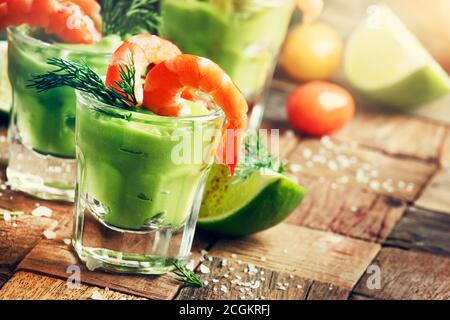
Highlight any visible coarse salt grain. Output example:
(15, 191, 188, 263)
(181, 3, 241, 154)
(199, 264, 210, 274)
(289, 164, 302, 173)
(63, 238, 71, 245)
(221, 259, 228, 267)
(43, 230, 56, 239)
(32, 206, 53, 218)
(185, 260, 195, 271)
(91, 290, 104, 300)
(3, 212, 11, 222)
(231, 254, 237, 259)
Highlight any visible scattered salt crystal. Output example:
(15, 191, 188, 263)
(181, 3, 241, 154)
(0, 184, 7, 190)
(289, 274, 295, 279)
(3, 212, 11, 222)
(43, 230, 56, 239)
(289, 164, 302, 173)
(212, 279, 219, 283)
(223, 274, 229, 278)
(91, 290, 104, 300)
(220, 285, 228, 293)
(260, 271, 265, 275)
(221, 259, 228, 267)
(296, 284, 303, 289)
(328, 161, 338, 172)
(12, 222, 17, 228)
(208, 256, 213, 262)
(185, 260, 195, 271)
(251, 280, 261, 289)
(350, 206, 359, 213)
(63, 238, 71, 245)
(302, 148, 312, 159)
(237, 260, 243, 265)
(329, 286, 333, 290)
(203, 281, 209, 286)
(369, 180, 380, 190)
(199, 264, 210, 274)
(200, 249, 208, 256)
(231, 254, 237, 259)
(398, 181, 406, 189)
(32, 206, 53, 218)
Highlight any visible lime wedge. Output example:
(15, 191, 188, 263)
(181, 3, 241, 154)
(198, 164, 307, 236)
(0, 41, 11, 114)
(344, 4, 450, 109)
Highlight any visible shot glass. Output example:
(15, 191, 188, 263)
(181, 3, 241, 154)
(73, 91, 225, 274)
(160, 0, 295, 128)
(6, 26, 111, 201)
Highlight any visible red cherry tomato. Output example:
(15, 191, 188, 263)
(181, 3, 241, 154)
(287, 81, 355, 136)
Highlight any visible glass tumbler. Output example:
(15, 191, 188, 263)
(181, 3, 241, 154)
(6, 26, 111, 201)
(160, 0, 295, 128)
(73, 91, 225, 274)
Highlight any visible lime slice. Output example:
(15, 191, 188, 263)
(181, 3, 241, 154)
(198, 164, 307, 236)
(344, 4, 450, 109)
(0, 41, 11, 114)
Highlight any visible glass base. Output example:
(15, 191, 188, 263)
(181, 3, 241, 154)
(7, 138, 76, 202)
(73, 197, 194, 275)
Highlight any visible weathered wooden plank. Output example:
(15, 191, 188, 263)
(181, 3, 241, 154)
(0, 214, 56, 266)
(209, 224, 380, 289)
(177, 257, 349, 300)
(0, 271, 145, 300)
(17, 239, 182, 300)
(0, 128, 7, 165)
(288, 139, 436, 201)
(287, 175, 406, 242)
(333, 112, 446, 161)
(415, 169, 450, 214)
(385, 207, 450, 257)
(354, 248, 450, 300)
(17, 225, 212, 300)
(0, 265, 13, 289)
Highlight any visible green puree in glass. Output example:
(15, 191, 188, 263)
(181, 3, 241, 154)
(8, 27, 121, 157)
(77, 99, 222, 230)
(160, 0, 293, 99)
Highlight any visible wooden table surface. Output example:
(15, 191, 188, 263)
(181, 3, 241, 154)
(0, 68, 449, 300)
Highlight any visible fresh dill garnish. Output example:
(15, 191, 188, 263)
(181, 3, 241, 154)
(28, 57, 139, 113)
(234, 133, 287, 183)
(100, 0, 161, 37)
(172, 261, 203, 288)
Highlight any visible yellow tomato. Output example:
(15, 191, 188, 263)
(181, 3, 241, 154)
(281, 22, 343, 81)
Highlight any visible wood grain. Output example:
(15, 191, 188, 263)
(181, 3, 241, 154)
(0, 265, 13, 289)
(441, 130, 450, 167)
(288, 139, 436, 201)
(0, 271, 145, 300)
(333, 112, 446, 161)
(354, 248, 450, 300)
(0, 214, 56, 266)
(385, 207, 450, 257)
(287, 175, 405, 242)
(177, 257, 349, 300)
(17, 239, 182, 300)
(209, 224, 380, 289)
(415, 169, 450, 214)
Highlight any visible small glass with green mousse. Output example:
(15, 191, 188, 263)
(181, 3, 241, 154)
(6, 26, 121, 201)
(160, 0, 295, 128)
(73, 90, 225, 274)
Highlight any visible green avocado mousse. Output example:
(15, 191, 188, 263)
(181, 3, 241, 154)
(29, 29, 249, 273)
(4, 0, 161, 202)
(160, 0, 295, 126)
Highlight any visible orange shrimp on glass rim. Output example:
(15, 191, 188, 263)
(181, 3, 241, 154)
(0, 0, 101, 44)
(105, 35, 248, 175)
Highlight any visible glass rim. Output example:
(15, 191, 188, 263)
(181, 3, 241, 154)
(76, 90, 226, 124)
(6, 26, 112, 56)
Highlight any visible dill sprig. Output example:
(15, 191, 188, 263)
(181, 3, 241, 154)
(100, 0, 161, 37)
(234, 133, 287, 183)
(172, 261, 203, 288)
(27, 57, 138, 114)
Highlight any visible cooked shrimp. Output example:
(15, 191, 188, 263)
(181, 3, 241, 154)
(105, 34, 181, 104)
(0, 0, 101, 44)
(143, 54, 248, 174)
(69, 0, 101, 29)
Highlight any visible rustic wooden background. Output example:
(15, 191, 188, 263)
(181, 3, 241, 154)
(0, 0, 449, 300)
